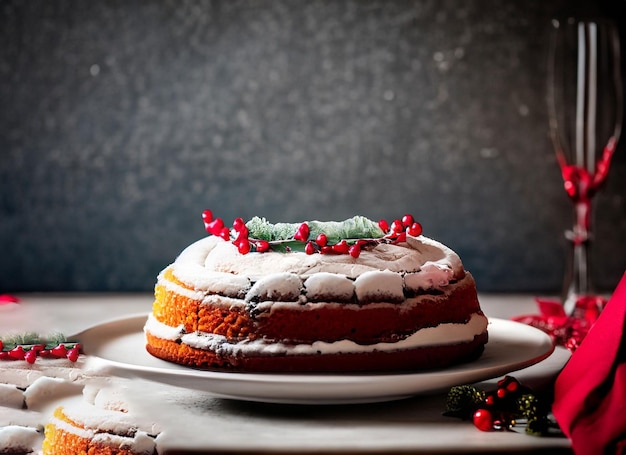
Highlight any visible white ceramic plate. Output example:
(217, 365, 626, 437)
(76, 315, 554, 405)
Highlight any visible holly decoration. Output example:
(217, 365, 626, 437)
(444, 376, 558, 436)
(202, 210, 423, 256)
(0, 333, 81, 364)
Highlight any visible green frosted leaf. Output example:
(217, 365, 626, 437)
(246, 216, 384, 244)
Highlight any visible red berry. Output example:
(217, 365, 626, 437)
(506, 381, 519, 393)
(236, 224, 248, 238)
(232, 217, 245, 232)
(293, 223, 310, 242)
(496, 388, 506, 399)
(218, 227, 231, 241)
(406, 222, 423, 237)
(25, 350, 37, 364)
(485, 395, 495, 406)
(206, 218, 225, 235)
(320, 246, 333, 255)
(0, 351, 8, 360)
(315, 233, 328, 247)
(236, 240, 251, 254)
(39, 350, 51, 358)
(378, 219, 389, 233)
(51, 344, 67, 358)
(394, 232, 407, 243)
(390, 219, 404, 233)
(256, 240, 270, 253)
(67, 346, 80, 362)
(305, 241, 316, 255)
(0, 341, 3, 350)
(333, 240, 350, 254)
(473, 409, 494, 432)
(348, 244, 361, 258)
(401, 214, 414, 227)
(201, 210, 213, 223)
(9, 346, 25, 360)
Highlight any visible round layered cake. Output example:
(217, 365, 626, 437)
(144, 212, 488, 372)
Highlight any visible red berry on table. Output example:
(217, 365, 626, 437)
(473, 409, 494, 432)
(0, 351, 8, 360)
(506, 379, 519, 393)
(407, 222, 423, 237)
(315, 233, 328, 247)
(378, 219, 389, 233)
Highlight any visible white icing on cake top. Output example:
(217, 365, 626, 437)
(168, 234, 465, 305)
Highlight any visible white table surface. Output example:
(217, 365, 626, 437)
(0, 293, 573, 454)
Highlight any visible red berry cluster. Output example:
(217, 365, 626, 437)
(0, 340, 81, 364)
(203, 210, 270, 255)
(202, 210, 423, 257)
(378, 213, 423, 242)
(445, 376, 553, 436)
(472, 376, 525, 431)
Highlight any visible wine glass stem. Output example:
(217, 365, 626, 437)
(563, 200, 592, 315)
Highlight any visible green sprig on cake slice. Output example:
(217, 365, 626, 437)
(0, 333, 81, 364)
(202, 210, 423, 256)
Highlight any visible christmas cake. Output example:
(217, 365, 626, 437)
(144, 211, 488, 372)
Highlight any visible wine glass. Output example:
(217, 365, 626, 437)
(547, 17, 623, 316)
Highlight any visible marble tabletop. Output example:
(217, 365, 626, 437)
(0, 293, 573, 454)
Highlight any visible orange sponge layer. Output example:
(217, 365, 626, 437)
(145, 331, 488, 373)
(43, 407, 146, 455)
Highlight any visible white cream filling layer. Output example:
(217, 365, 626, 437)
(144, 313, 487, 357)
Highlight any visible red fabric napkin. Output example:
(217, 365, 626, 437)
(553, 272, 626, 455)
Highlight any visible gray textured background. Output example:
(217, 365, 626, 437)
(1, 0, 625, 293)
